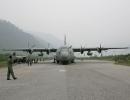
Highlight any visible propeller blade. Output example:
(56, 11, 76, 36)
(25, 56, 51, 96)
(100, 44, 102, 49)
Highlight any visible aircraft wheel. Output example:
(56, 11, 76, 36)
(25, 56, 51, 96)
(57, 60, 59, 64)
(62, 61, 68, 65)
(71, 60, 74, 63)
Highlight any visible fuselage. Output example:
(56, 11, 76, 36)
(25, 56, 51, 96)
(55, 46, 75, 64)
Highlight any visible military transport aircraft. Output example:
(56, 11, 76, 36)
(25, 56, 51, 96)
(5, 36, 128, 64)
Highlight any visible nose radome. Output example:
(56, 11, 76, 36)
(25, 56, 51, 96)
(61, 52, 69, 58)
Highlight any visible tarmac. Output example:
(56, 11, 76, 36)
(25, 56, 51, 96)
(0, 60, 130, 100)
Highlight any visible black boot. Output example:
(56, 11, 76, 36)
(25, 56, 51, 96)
(14, 77, 17, 80)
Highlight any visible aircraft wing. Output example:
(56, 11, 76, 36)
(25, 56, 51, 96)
(73, 47, 128, 53)
(3, 48, 57, 54)
(32, 48, 57, 52)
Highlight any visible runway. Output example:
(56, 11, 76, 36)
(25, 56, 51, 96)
(0, 60, 130, 100)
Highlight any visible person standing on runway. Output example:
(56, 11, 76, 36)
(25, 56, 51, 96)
(7, 55, 17, 80)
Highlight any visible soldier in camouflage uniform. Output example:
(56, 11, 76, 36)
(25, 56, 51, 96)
(7, 55, 17, 80)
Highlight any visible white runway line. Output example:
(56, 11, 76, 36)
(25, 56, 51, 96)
(59, 69, 66, 72)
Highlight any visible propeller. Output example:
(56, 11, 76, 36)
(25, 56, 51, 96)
(80, 45, 85, 54)
(27, 41, 36, 54)
(100, 44, 103, 56)
(46, 43, 50, 55)
(97, 44, 103, 56)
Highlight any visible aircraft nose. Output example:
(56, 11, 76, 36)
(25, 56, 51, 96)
(61, 52, 69, 59)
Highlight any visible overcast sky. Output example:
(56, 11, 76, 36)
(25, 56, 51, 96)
(0, 0, 130, 47)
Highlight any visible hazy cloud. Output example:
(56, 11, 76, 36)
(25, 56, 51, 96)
(0, 0, 130, 47)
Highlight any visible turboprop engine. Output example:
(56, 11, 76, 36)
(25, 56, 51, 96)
(87, 51, 93, 56)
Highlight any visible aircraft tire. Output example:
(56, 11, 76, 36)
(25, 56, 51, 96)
(71, 60, 75, 63)
(57, 60, 59, 64)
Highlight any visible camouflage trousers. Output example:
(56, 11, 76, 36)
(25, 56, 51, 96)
(7, 66, 16, 79)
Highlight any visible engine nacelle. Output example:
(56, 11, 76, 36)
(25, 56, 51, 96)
(80, 50, 84, 54)
(97, 48, 102, 53)
(28, 49, 33, 54)
(80, 48, 84, 54)
(38, 52, 43, 56)
(46, 49, 50, 55)
(87, 52, 92, 56)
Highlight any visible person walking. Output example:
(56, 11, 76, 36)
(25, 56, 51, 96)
(7, 55, 17, 80)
